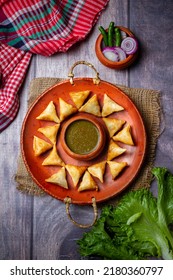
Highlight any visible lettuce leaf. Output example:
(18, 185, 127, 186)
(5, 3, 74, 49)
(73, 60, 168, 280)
(78, 167, 173, 260)
(78, 206, 139, 259)
(153, 167, 173, 226)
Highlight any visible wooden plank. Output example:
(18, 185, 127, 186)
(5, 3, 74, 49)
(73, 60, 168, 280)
(31, 0, 129, 260)
(0, 58, 36, 259)
(129, 0, 173, 171)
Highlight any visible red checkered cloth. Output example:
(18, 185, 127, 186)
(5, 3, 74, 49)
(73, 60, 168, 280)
(0, 44, 32, 132)
(0, 0, 109, 132)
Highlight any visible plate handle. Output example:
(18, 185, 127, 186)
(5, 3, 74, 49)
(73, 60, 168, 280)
(64, 197, 98, 228)
(68, 61, 100, 85)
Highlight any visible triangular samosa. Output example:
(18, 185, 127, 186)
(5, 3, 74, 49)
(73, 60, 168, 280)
(33, 136, 53, 156)
(42, 144, 65, 166)
(78, 171, 98, 192)
(102, 94, 124, 117)
(65, 164, 87, 187)
(45, 167, 68, 189)
(69, 90, 90, 109)
(36, 101, 60, 123)
(113, 124, 134, 145)
(103, 117, 126, 137)
(38, 124, 60, 144)
(59, 98, 77, 121)
(107, 161, 128, 179)
(107, 139, 126, 161)
(79, 94, 101, 116)
(88, 161, 106, 183)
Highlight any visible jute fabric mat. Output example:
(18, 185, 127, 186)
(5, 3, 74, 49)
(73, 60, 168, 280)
(15, 78, 161, 199)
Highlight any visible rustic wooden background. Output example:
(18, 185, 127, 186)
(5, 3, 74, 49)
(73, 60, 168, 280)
(0, 0, 173, 259)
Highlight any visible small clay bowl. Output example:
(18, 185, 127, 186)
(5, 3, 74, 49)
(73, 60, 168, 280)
(95, 26, 138, 69)
(60, 114, 106, 161)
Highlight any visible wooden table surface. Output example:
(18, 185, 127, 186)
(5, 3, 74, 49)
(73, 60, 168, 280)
(1, 0, 173, 260)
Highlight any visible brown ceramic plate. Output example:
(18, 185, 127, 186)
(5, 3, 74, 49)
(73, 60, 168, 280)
(21, 78, 146, 204)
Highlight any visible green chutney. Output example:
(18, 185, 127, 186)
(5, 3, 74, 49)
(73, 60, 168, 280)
(65, 120, 99, 155)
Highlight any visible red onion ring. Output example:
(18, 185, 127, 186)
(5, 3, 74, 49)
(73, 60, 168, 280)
(102, 47, 119, 61)
(113, 47, 126, 61)
(121, 37, 138, 55)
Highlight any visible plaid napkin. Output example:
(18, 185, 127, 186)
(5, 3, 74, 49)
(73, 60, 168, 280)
(0, 0, 109, 132)
(0, 44, 32, 132)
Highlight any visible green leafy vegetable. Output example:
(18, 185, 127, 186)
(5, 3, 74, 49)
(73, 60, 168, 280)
(78, 167, 173, 260)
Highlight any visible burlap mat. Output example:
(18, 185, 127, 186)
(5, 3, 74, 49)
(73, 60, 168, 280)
(15, 78, 161, 199)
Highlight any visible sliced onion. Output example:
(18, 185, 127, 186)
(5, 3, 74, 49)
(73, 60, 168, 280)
(113, 47, 126, 61)
(102, 47, 119, 62)
(121, 37, 138, 55)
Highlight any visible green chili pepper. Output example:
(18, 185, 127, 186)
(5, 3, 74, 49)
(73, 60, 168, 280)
(98, 26, 108, 46)
(115, 27, 122, 47)
(108, 21, 114, 47)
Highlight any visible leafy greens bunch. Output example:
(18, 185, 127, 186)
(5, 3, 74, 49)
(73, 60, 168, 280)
(78, 167, 173, 260)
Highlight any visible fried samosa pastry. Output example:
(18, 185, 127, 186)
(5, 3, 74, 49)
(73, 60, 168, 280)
(88, 161, 106, 183)
(38, 124, 60, 144)
(113, 124, 134, 145)
(69, 90, 90, 109)
(45, 167, 68, 189)
(107, 139, 126, 161)
(79, 94, 101, 116)
(42, 144, 65, 166)
(107, 161, 128, 179)
(65, 164, 87, 188)
(33, 136, 53, 156)
(36, 101, 60, 123)
(103, 118, 126, 137)
(102, 94, 124, 117)
(59, 98, 77, 121)
(78, 171, 98, 192)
